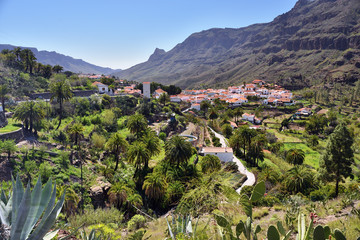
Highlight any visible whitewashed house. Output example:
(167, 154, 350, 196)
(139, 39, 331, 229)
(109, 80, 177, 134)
(92, 81, 113, 95)
(191, 103, 201, 111)
(201, 147, 233, 162)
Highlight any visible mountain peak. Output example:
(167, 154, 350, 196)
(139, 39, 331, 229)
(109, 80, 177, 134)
(148, 48, 166, 61)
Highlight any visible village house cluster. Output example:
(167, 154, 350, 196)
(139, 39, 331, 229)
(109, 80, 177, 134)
(168, 80, 294, 109)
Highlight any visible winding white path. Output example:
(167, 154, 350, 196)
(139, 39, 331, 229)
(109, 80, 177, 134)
(209, 128, 256, 193)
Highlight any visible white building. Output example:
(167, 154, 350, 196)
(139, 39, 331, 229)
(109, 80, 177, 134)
(201, 147, 233, 162)
(91, 81, 113, 95)
(191, 103, 201, 111)
(143, 82, 151, 98)
(153, 88, 167, 99)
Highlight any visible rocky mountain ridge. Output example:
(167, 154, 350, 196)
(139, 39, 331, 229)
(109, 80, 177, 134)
(114, 0, 360, 89)
(0, 44, 119, 75)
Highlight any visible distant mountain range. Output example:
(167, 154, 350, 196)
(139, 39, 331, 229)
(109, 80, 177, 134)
(114, 0, 360, 89)
(0, 44, 119, 75)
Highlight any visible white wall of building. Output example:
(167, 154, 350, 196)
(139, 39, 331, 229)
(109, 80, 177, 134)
(143, 82, 151, 98)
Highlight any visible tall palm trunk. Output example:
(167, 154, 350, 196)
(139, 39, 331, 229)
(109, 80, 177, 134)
(56, 100, 63, 130)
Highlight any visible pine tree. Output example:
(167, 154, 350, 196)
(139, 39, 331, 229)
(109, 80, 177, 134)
(322, 122, 354, 197)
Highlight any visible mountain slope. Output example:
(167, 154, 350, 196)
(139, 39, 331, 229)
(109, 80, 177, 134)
(0, 44, 119, 75)
(114, 0, 360, 89)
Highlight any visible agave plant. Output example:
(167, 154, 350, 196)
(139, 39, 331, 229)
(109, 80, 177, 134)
(0, 175, 65, 240)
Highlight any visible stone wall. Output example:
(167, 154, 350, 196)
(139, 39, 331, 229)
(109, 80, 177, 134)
(0, 128, 24, 142)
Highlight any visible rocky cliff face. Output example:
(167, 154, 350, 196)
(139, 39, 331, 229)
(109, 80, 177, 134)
(115, 0, 360, 88)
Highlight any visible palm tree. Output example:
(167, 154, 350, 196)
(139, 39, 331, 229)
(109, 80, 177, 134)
(142, 172, 167, 202)
(52, 65, 63, 73)
(13, 101, 45, 133)
(106, 132, 128, 171)
(284, 165, 314, 194)
(56, 186, 80, 217)
(50, 75, 73, 130)
(0, 85, 9, 116)
(200, 155, 221, 173)
(126, 113, 148, 139)
(141, 130, 161, 159)
(0, 140, 17, 162)
(233, 107, 243, 123)
(108, 182, 133, 209)
(165, 135, 193, 167)
(67, 122, 84, 148)
(286, 148, 305, 165)
(20, 48, 36, 73)
(127, 142, 150, 171)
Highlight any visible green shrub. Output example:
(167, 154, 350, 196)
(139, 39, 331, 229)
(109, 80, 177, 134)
(39, 162, 53, 182)
(158, 132, 166, 141)
(92, 132, 106, 149)
(127, 214, 146, 231)
(68, 207, 124, 229)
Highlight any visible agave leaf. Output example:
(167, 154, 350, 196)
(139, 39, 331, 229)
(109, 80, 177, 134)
(0, 199, 11, 225)
(10, 182, 31, 240)
(12, 174, 24, 225)
(165, 218, 175, 240)
(42, 182, 57, 221)
(43, 229, 59, 240)
(193, 216, 200, 238)
(0, 189, 8, 204)
(20, 177, 43, 239)
(186, 216, 192, 234)
(27, 190, 65, 240)
(250, 181, 265, 202)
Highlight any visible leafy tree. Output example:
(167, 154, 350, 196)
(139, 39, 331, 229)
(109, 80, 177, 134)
(305, 114, 328, 135)
(286, 149, 305, 165)
(307, 135, 319, 147)
(200, 155, 221, 174)
(208, 108, 218, 120)
(165, 135, 193, 167)
(101, 94, 112, 109)
(200, 100, 211, 114)
(158, 92, 170, 106)
(106, 132, 128, 171)
(126, 114, 148, 139)
(50, 75, 73, 130)
(321, 122, 354, 197)
(221, 124, 233, 139)
(0, 84, 9, 115)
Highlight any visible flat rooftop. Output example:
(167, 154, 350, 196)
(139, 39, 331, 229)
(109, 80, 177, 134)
(202, 147, 233, 153)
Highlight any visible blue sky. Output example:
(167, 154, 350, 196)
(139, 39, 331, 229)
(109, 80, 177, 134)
(0, 0, 298, 69)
